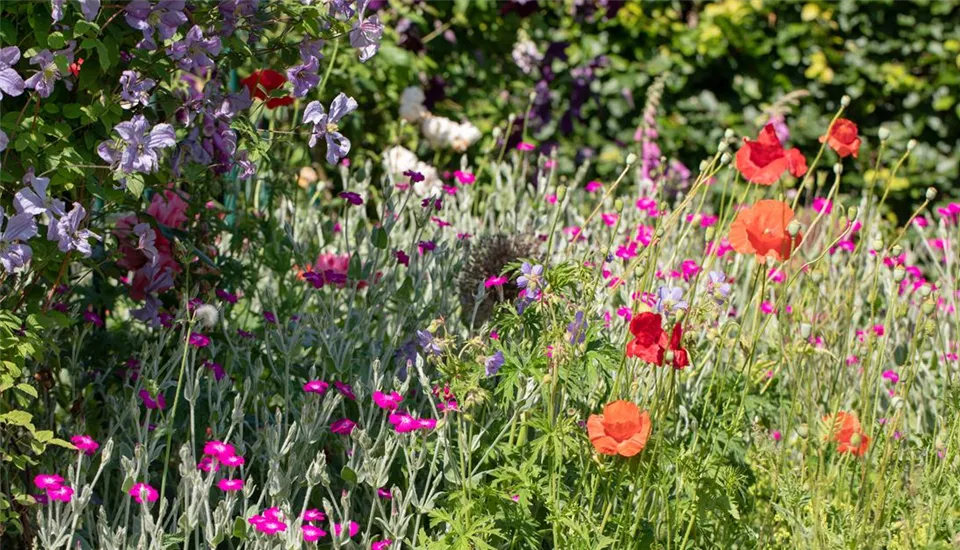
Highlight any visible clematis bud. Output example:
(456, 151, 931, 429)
(878, 127, 890, 141)
(925, 187, 937, 201)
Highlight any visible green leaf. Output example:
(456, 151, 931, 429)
(47, 31, 66, 49)
(372, 226, 388, 249)
(124, 173, 145, 198)
(0, 410, 35, 429)
(14, 383, 37, 399)
(73, 20, 99, 37)
(340, 466, 358, 486)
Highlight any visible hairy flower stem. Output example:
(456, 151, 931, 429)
(159, 317, 197, 503)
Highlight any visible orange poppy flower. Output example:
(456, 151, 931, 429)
(819, 118, 861, 158)
(728, 199, 802, 261)
(587, 400, 652, 457)
(824, 411, 870, 456)
(735, 124, 808, 185)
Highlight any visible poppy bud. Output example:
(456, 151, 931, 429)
(787, 220, 802, 237)
(811, 270, 824, 283)
(800, 323, 812, 339)
(907, 139, 917, 151)
(918, 285, 932, 298)
(833, 163, 843, 176)
(840, 95, 851, 107)
(718, 141, 729, 153)
(871, 235, 883, 251)
(626, 153, 637, 165)
(720, 152, 732, 165)
(925, 187, 937, 201)
(614, 198, 623, 212)
(796, 425, 808, 438)
(699, 160, 709, 171)
(705, 227, 715, 241)
(893, 267, 906, 282)
(922, 300, 936, 315)
(847, 206, 858, 220)
(891, 244, 902, 257)
(724, 128, 735, 140)
(556, 185, 567, 201)
(655, 228, 664, 239)
(663, 350, 675, 364)
(878, 127, 890, 141)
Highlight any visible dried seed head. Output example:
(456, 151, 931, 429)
(458, 234, 541, 327)
(194, 304, 219, 329)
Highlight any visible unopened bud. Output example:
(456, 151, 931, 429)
(925, 187, 937, 201)
(507, 113, 516, 123)
(787, 220, 802, 237)
(720, 152, 732, 165)
(718, 141, 729, 153)
(724, 128, 735, 140)
(891, 244, 902, 257)
(833, 163, 843, 176)
(705, 227, 715, 241)
(840, 95, 851, 107)
(871, 236, 883, 251)
(625, 153, 638, 166)
(800, 323, 812, 339)
(922, 299, 936, 315)
(907, 139, 917, 151)
(491, 127, 502, 139)
(663, 350, 675, 364)
(796, 425, 809, 438)
(847, 206, 858, 220)
(655, 228, 664, 239)
(675, 309, 686, 322)
(811, 271, 824, 284)
(893, 266, 906, 282)
(528, 90, 537, 101)
(614, 198, 624, 212)
(878, 127, 890, 141)
(556, 185, 567, 201)
(699, 160, 709, 172)
(918, 285, 932, 298)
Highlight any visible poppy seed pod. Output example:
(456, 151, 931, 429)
(918, 285, 932, 298)
(625, 153, 637, 165)
(922, 300, 936, 315)
(891, 245, 902, 257)
(718, 141, 729, 153)
(907, 139, 917, 151)
(833, 163, 843, 176)
(878, 127, 890, 141)
(841, 95, 851, 107)
(925, 187, 937, 201)
(847, 206, 858, 220)
(724, 128, 735, 140)
(699, 160, 709, 171)
(893, 267, 906, 282)
(721, 152, 732, 165)
(800, 323, 812, 339)
(705, 227, 715, 241)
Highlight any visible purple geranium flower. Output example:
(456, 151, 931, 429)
(166, 25, 221, 72)
(0, 209, 38, 273)
(484, 350, 504, 377)
(286, 56, 320, 98)
(24, 50, 62, 98)
(51, 203, 99, 257)
(417, 329, 442, 356)
(97, 114, 176, 174)
(655, 286, 688, 313)
(516, 262, 543, 290)
(705, 271, 731, 303)
(52, 0, 100, 21)
(302, 93, 357, 165)
(0, 46, 25, 101)
(119, 70, 156, 109)
(349, 9, 383, 62)
(567, 311, 587, 345)
(124, 0, 188, 50)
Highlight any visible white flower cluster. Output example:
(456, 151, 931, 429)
(399, 86, 427, 123)
(398, 86, 482, 152)
(382, 145, 443, 197)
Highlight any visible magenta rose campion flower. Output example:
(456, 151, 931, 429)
(330, 418, 356, 435)
(71, 435, 99, 455)
(304, 380, 329, 394)
(129, 482, 159, 503)
(373, 391, 402, 410)
(217, 478, 244, 492)
(34, 474, 64, 490)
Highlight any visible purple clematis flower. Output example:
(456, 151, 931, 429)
(15, 169, 65, 222)
(286, 56, 320, 98)
(0, 209, 38, 273)
(51, 203, 100, 257)
(124, 0, 188, 50)
(51, 0, 100, 21)
(97, 115, 176, 174)
(24, 50, 63, 98)
(119, 70, 156, 109)
(303, 93, 357, 165)
(349, 2, 383, 63)
(133, 222, 158, 265)
(0, 46, 25, 100)
(166, 25, 221, 72)
(299, 40, 325, 63)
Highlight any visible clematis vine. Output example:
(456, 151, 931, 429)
(303, 93, 358, 164)
(98, 115, 176, 175)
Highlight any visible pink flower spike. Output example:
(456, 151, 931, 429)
(373, 391, 403, 410)
(217, 478, 244, 492)
(71, 434, 99, 455)
(34, 474, 64, 490)
(333, 521, 360, 538)
(330, 418, 356, 435)
(47, 485, 74, 503)
(304, 380, 329, 395)
(484, 275, 508, 288)
(129, 482, 159, 504)
(302, 524, 327, 542)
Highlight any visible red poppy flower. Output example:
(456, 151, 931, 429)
(241, 70, 293, 109)
(587, 400, 652, 457)
(824, 411, 870, 456)
(69, 58, 84, 78)
(728, 199, 802, 261)
(658, 322, 689, 369)
(735, 124, 808, 185)
(626, 312, 667, 364)
(819, 118, 861, 158)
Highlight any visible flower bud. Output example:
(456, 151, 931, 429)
(918, 285, 932, 298)
(891, 244, 902, 257)
(871, 235, 883, 251)
(925, 187, 937, 201)
(556, 185, 567, 201)
(907, 139, 917, 151)
(878, 127, 890, 141)
(307, 451, 330, 487)
(720, 152, 732, 165)
(833, 163, 843, 176)
(787, 220, 802, 237)
(840, 95, 851, 107)
(724, 128, 735, 140)
(699, 160, 709, 171)
(705, 227, 715, 241)
(675, 309, 686, 322)
(625, 152, 637, 166)
(718, 141, 729, 153)
(796, 424, 808, 438)
(663, 350, 675, 364)
(800, 323, 812, 339)
(811, 270, 824, 284)
(528, 90, 538, 101)
(847, 206, 858, 220)
(922, 299, 936, 315)
(491, 127, 502, 139)
(614, 198, 624, 212)
(892, 266, 906, 282)
(655, 228, 664, 239)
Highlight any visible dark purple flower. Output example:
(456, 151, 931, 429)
(237, 328, 254, 339)
(124, 0, 188, 50)
(216, 288, 237, 304)
(303, 93, 357, 164)
(417, 330, 442, 356)
(119, 70, 156, 109)
(567, 311, 587, 345)
(339, 191, 363, 205)
(98, 115, 176, 174)
(403, 170, 424, 182)
(417, 240, 435, 255)
(286, 56, 320, 98)
(0, 47, 25, 101)
(395, 250, 409, 266)
(51, 203, 100, 257)
(330, 418, 356, 435)
(263, 311, 276, 324)
(334, 381, 356, 400)
(189, 332, 211, 348)
(83, 311, 104, 328)
(204, 360, 225, 381)
(166, 25, 221, 72)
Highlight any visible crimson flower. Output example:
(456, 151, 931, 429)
(735, 124, 807, 185)
(241, 70, 293, 109)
